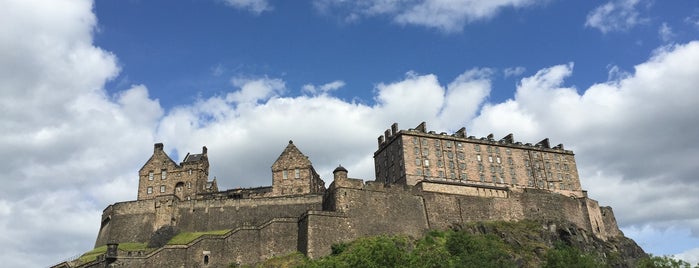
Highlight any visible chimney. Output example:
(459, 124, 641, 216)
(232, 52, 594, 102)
(202, 146, 208, 155)
(377, 135, 385, 147)
(455, 127, 466, 138)
(154, 143, 164, 153)
(391, 123, 399, 136)
(415, 122, 427, 133)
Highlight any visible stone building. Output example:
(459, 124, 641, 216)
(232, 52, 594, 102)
(374, 122, 583, 197)
(52, 123, 644, 268)
(137, 143, 217, 201)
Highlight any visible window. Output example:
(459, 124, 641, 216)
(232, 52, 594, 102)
(422, 138, 428, 145)
(424, 159, 430, 167)
(413, 137, 418, 144)
(459, 163, 466, 170)
(558, 173, 562, 180)
(457, 142, 463, 149)
(188, 169, 192, 175)
(187, 182, 192, 189)
(525, 160, 530, 167)
(488, 156, 493, 163)
(148, 171, 154, 181)
(495, 147, 500, 153)
(496, 157, 501, 164)
(511, 177, 517, 184)
(147, 187, 153, 194)
(449, 161, 455, 169)
(422, 148, 429, 156)
(480, 174, 485, 182)
(436, 150, 442, 157)
(295, 169, 300, 179)
(450, 172, 456, 179)
(458, 152, 464, 160)
(435, 140, 441, 147)
(447, 151, 453, 159)
(477, 155, 482, 162)
(161, 170, 167, 180)
(414, 147, 419, 154)
(283, 170, 288, 179)
(415, 158, 421, 166)
(490, 166, 495, 173)
(425, 170, 431, 176)
(417, 169, 423, 176)
(438, 160, 443, 167)
(487, 146, 492, 153)
(160, 185, 166, 193)
(446, 141, 452, 148)
(474, 144, 481, 152)
(510, 167, 515, 175)
(439, 171, 444, 178)
(460, 173, 467, 180)
(506, 148, 511, 155)
(478, 163, 484, 172)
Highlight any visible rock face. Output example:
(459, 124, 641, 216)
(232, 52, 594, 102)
(455, 220, 647, 267)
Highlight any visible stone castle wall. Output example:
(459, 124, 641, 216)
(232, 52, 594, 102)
(79, 178, 621, 268)
(94, 194, 323, 248)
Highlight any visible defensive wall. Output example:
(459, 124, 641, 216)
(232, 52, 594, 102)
(65, 170, 622, 267)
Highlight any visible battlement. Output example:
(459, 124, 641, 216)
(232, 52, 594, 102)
(376, 122, 571, 155)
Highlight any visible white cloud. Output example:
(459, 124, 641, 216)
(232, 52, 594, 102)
(313, 0, 542, 32)
(0, 0, 162, 266)
(220, 0, 272, 15)
(658, 22, 675, 43)
(585, 0, 646, 33)
(227, 76, 286, 104)
(676, 247, 699, 266)
(503, 66, 526, 78)
(302, 80, 346, 95)
(470, 41, 699, 242)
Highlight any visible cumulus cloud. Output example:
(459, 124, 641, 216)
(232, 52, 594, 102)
(313, 0, 541, 32)
(302, 80, 346, 95)
(585, 0, 646, 33)
(219, 0, 272, 15)
(470, 41, 699, 241)
(157, 70, 491, 188)
(0, 0, 162, 266)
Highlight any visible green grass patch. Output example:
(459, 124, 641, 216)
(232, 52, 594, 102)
(78, 243, 150, 264)
(167, 229, 231, 245)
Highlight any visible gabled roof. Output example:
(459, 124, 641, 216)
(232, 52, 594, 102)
(271, 140, 312, 171)
(183, 153, 204, 163)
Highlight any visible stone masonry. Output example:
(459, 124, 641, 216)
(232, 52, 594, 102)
(53, 123, 638, 268)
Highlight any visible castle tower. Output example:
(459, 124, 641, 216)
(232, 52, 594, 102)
(271, 140, 325, 196)
(374, 122, 584, 197)
(137, 143, 217, 200)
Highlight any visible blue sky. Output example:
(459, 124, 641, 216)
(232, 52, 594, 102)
(2, 0, 699, 267)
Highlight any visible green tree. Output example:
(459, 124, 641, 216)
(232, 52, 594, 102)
(543, 243, 604, 268)
(637, 255, 694, 268)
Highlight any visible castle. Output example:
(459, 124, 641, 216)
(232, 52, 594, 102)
(55, 122, 631, 267)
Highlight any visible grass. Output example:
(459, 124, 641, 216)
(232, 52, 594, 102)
(167, 229, 231, 245)
(78, 242, 150, 264)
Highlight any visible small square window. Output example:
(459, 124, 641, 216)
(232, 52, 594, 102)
(147, 187, 153, 194)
